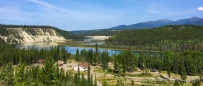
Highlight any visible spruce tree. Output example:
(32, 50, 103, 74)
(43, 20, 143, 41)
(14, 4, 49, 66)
(14, 61, 26, 85)
(0, 63, 14, 86)
(88, 63, 91, 86)
(39, 57, 55, 85)
(76, 48, 80, 61)
(94, 75, 97, 86)
(95, 43, 99, 65)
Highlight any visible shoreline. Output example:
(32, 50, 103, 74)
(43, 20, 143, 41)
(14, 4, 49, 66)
(58, 40, 161, 53)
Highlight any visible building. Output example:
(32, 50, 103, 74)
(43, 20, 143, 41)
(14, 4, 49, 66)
(38, 59, 45, 64)
(74, 62, 89, 72)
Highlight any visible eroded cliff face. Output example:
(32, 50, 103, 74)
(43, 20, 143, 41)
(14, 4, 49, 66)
(0, 28, 66, 43)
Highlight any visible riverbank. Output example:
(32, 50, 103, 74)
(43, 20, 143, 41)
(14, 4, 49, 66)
(58, 40, 161, 53)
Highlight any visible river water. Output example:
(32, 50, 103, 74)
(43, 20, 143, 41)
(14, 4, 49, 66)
(17, 42, 121, 56)
(17, 37, 154, 56)
(17, 41, 158, 57)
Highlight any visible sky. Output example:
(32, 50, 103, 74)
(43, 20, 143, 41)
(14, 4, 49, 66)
(0, 0, 203, 31)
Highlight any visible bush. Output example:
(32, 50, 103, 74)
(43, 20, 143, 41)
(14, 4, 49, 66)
(192, 80, 201, 86)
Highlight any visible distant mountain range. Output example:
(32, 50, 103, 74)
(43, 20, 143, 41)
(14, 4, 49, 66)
(109, 17, 203, 30)
(71, 17, 203, 35)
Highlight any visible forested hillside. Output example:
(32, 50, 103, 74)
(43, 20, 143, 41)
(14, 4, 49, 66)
(106, 25, 203, 51)
(70, 29, 118, 36)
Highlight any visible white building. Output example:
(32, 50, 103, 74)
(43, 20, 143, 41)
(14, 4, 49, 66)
(74, 62, 89, 72)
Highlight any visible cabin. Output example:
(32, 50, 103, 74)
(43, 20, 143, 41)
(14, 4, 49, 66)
(74, 62, 90, 72)
(38, 59, 45, 64)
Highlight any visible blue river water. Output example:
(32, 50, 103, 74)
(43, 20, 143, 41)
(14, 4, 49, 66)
(16, 42, 121, 56)
(16, 42, 155, 56)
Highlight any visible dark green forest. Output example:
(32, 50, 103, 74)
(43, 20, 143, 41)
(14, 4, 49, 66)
(106, 25, 203, 51)
(0, 42, 98, 86)
(71, 29, 118, 36)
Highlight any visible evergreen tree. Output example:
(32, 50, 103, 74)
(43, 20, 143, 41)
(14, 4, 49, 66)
(101, 51, 108, 70)
(0, 63, 14, 86)
(192, 80, 201, 86)
(95, 43, 99, 65)
(39, 57, 55, 85)
(94, 75, 97, 86)
(174, 80, 181, 86)
(76, 48, 80, 61)
(14, 61, 26, 85)
(88, 63, 91, 86)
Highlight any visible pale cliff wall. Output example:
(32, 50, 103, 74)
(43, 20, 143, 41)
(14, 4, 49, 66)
(0, 28, 66, 43)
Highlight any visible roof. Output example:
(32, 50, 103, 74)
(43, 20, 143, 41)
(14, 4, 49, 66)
(79, 62, 89, 68)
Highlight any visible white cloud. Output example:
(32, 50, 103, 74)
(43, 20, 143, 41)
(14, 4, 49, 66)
(27, 0, 125, 30)
(28, 0, 124, 23)
(197, 7, 203, 11)
(28, 0, 79, 15)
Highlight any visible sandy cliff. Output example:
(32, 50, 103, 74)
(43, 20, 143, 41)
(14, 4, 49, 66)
(0, 28, 66, 43)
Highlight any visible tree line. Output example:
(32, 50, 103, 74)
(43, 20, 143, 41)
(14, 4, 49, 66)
(0, 44, 70, 66)
(106, 25, 203, 51)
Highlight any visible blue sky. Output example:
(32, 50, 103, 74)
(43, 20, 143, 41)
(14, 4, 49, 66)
(0, 0, 203, 31)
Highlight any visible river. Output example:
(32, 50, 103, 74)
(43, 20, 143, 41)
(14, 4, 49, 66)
(16, 36, 151, 56)
(17, 41, 158, 57)
(17, 42, 122, 56)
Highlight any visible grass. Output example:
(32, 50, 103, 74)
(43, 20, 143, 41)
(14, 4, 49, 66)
(94, 67, 104, 73)
(141, 80, 173, 86)
(126, 73, 153, 77)
(97, 76, 129, 86)
(97, 76, 117, 85)
(93, 67, 114, 74)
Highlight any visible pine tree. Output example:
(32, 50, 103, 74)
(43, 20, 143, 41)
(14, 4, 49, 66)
(94, 75, 97, 86)
(39, 57, 55, 85)
(77, 63, 80, 83)
(174, 80, 181, 86)
(192, 80, 201, 86)
(53, 64, 60, 85)
(89, 49, 93, 65)
(0, 63, 14, 86)
(101, 51, 108, 70)
(14, 61, 26, 85)
(88, 63, 91, 86)
(80, 73, 86, 86)
(95, 43, 99, 65)
(76, 48, 80, 61)
(61, 47, 67, 63)
(74, 73, 78, 85)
